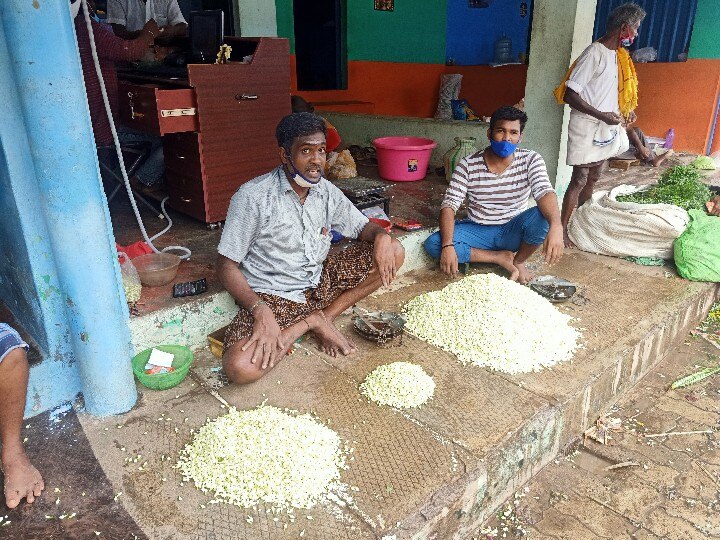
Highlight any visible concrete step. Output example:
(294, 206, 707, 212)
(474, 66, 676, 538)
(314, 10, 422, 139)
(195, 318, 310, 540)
(127, 229, 435, 354)
(82, 250, 717, 540)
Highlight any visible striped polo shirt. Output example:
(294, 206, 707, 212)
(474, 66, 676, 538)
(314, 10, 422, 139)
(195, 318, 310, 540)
(441, 148, 554, 225)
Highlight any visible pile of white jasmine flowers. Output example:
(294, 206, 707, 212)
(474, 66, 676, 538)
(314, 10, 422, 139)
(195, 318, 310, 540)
(403, 273, 580, 374)
(360, 362, 435, 408)
(177, 405, 347, 511)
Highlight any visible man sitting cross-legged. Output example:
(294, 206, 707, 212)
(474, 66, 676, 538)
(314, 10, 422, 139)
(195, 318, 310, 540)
(424, 106, 563, 284)
(217, 112, 405, 384)
(1, 323, 44, 509)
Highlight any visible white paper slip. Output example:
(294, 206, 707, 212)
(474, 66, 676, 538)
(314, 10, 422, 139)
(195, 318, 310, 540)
(148, 348, 175, 368)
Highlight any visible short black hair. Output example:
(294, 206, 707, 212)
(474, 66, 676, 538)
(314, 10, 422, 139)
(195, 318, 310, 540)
(275, 112, 326, 153)
(489, 106, 528, 132)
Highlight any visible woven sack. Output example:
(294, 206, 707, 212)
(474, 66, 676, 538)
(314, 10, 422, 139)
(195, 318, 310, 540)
(568, 184, 689, 259)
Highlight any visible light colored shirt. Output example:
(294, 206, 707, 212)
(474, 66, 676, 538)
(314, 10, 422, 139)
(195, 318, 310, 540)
(441, 149, 554, 225)
(218, 167, 369, 303)
(565, 42, 619, 115)
(106, 0, 186, 32)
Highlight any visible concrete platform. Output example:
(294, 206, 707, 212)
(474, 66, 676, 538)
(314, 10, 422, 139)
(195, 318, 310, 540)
(51, 150, 720, 539)
(68, 248, 716, 540)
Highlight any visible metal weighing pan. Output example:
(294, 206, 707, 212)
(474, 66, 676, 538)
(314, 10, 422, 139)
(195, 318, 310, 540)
(528, 275, 577, 303)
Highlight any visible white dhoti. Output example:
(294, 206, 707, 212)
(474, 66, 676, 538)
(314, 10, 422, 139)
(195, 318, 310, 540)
(566, 111, 629, 166)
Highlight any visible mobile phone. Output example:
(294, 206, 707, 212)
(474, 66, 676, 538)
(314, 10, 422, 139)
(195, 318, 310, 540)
(172, 278, 208, 298)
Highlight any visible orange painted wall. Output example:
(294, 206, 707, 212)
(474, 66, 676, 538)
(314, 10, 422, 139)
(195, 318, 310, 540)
(290, 56, 445, 118)
(634, 60, 720, 154)
(291, 55, 720, 155)
(290, 56, 528, 119)
(448, 64, 528, 117)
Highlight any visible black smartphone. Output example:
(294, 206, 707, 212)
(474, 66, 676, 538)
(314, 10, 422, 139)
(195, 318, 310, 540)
(172, 278, 208, 298)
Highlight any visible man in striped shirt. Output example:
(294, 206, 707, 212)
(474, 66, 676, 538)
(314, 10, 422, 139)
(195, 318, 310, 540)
(424, 106, 564, 284)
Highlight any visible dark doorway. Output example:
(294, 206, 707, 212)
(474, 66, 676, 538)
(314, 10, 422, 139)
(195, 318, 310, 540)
(182, 0, 236, 36)
(293, 0, 347, 90)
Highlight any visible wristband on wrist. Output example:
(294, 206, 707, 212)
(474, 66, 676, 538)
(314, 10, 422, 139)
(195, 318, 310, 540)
(441, 243, 455, 250)
(249, 299, 267, 313)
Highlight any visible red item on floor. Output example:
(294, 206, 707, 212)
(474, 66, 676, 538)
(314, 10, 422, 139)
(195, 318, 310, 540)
(116, 241, 153, 260)
(325, 122, 342, 153)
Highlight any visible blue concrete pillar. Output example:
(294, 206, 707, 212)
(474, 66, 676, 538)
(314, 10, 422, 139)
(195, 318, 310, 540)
(1, 1, 137, 415)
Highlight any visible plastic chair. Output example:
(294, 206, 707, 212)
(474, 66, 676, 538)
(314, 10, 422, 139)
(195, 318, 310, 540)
(98, 142, 160, 215)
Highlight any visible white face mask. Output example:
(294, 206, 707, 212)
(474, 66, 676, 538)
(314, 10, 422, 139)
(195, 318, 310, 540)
(286, 154, 323, 188)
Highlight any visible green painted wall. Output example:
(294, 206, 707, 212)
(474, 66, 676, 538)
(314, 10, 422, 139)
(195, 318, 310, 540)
(275, 0, 446, 63)
(689, 0, 720, 59)
(275, 0, 295, 53)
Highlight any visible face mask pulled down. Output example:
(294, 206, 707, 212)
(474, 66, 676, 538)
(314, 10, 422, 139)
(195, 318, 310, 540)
(286, 156, 323, 188)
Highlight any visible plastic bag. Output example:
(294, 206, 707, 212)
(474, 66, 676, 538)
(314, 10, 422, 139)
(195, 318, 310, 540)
(691, 155, 716, 170)
(325, 150, 357, 180)
(674, 209, 720, 281)
(632, 47, 657, 63)
(119, 252, 142, 304)
(434, 74, 462, 120)
(451, 99, 481, 121)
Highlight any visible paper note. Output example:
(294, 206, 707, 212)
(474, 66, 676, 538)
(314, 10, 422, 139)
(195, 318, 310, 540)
(147, 348, 175, 368)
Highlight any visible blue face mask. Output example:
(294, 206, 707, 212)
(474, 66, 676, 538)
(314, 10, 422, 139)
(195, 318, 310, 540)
(490, 139, 518, 158)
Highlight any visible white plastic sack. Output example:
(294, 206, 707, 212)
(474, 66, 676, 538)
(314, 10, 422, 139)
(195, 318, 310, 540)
(568, 184, 690, 259)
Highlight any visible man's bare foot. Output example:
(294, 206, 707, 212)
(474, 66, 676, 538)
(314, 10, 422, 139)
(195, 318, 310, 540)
(514, 262, 533, 285)
(305, 312, 356, 357)
(563, 229, 575, 249)
(2, 447, 44, 509)
(490, 250, 520, 281)
(651, 148, 673, 167)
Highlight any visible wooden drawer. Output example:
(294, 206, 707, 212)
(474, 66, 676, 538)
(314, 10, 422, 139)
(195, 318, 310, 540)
(166, 169, 204, 196)
(118, 81, 199, 136)
(162, 132, 202, 178)
(167, 180, 206, 222)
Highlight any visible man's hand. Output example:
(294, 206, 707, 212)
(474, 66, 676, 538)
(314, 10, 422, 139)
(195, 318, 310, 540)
(543, 225, 564, 264)
(440, 245, 459, 277)
(142, 19, 160, 40)
(241, 305, 283, 369)
(601, 112, 624, 126)
(627, 110, 637, 125)
(373, 234, 397, 287)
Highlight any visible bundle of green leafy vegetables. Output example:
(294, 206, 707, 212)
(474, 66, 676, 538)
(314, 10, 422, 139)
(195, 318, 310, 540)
(615, 165, 711, 211)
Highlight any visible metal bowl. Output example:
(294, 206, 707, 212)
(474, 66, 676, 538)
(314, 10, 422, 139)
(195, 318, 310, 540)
(353, 312, 406, 342)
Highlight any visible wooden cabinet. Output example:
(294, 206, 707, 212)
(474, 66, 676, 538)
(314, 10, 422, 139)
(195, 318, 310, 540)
(118, 37, 291, 223)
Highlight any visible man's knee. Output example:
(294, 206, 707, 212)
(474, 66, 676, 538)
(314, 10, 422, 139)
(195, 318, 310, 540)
(222, 342, 264, 385)
(524, 207, 550, 245)
(423, 232, 442, 260)
(570, 167, 590, 189)
(587, 164, 603, 182)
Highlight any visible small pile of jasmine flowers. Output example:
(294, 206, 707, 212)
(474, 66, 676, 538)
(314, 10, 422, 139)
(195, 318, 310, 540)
(177, 405, 347, 511)
(360, 362, 435, 409)
(403, 274, 580, 374)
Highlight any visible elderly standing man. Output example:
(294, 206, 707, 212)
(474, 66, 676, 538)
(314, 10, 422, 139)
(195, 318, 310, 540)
(217, 113, 404, 384)
(556, 2, 646, 247)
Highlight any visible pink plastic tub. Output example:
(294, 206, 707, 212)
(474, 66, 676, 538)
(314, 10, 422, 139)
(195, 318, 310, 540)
(373, 136, 437, 182)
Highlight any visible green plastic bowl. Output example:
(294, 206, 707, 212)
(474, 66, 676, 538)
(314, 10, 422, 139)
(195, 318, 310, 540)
(131, 345, 194, 390)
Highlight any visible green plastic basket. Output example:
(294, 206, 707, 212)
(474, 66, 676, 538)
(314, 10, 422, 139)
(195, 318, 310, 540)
(131, 345, 194, 390)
